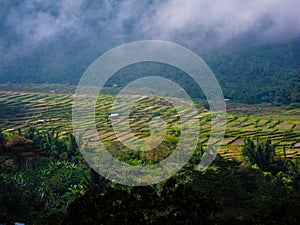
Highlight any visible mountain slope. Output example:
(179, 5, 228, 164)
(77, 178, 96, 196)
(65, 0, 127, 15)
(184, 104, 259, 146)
(1, 40, 300, 105)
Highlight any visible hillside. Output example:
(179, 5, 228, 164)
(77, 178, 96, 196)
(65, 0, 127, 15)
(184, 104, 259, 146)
(0, 84, 299, 160)
(1, 40, 300, 106)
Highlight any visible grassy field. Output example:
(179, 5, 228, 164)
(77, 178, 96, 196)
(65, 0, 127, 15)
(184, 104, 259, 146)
(0, 83, 299, 160)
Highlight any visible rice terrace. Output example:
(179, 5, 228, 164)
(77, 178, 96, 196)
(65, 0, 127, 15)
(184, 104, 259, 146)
(1, 83, 299, 161)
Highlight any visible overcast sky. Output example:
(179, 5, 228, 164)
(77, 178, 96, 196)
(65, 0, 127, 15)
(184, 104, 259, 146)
(1, 0, 300, 81)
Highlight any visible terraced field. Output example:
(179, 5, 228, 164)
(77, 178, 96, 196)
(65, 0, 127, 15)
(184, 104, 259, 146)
(0, 83, 299, 160)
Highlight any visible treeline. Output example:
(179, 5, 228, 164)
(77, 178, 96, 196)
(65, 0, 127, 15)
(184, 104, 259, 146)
(1, 126, 300, 224)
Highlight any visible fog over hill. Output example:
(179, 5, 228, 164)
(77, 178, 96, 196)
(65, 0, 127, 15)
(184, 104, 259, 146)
(0, 0, 300, 104)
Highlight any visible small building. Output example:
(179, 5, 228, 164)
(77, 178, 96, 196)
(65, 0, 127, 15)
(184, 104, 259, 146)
(224, 98, 229, 102)
(215, 114, 222, 119)
(37, 119, 45, 124)
(109, 113, 119, 118)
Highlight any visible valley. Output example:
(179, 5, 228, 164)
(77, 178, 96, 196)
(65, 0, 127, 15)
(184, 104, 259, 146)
(1, 83, 299, 161)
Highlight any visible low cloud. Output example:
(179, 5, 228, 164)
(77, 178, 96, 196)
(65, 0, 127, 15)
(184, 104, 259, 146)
(139, 0, 300, 47)
(1, 0, 300, 80)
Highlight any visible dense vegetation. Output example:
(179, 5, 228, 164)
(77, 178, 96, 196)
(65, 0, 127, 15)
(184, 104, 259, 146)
(1, 125, 300, 224)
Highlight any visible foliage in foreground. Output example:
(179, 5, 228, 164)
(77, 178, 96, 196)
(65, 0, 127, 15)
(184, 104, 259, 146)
(64, 156, 300, 225)
(0, 126, 300, 224)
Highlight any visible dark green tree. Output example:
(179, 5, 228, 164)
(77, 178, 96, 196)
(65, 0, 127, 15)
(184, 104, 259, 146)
(4, 134, 38, 169)
(0, 125, 5, 150)
(242, 138, 275, 171)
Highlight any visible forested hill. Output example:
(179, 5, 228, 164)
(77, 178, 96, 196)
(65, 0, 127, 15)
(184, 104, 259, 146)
(106, 40, 300, 105)
(1, 40, 300, 106)
(206, 40, 300, 105)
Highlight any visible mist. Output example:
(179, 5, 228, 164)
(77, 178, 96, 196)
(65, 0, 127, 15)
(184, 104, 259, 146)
(1, 0, 300, 82)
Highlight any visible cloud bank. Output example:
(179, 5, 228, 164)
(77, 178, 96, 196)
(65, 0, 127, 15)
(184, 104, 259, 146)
(1, 0, 300, 81)
(140, 0, 300, 45)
